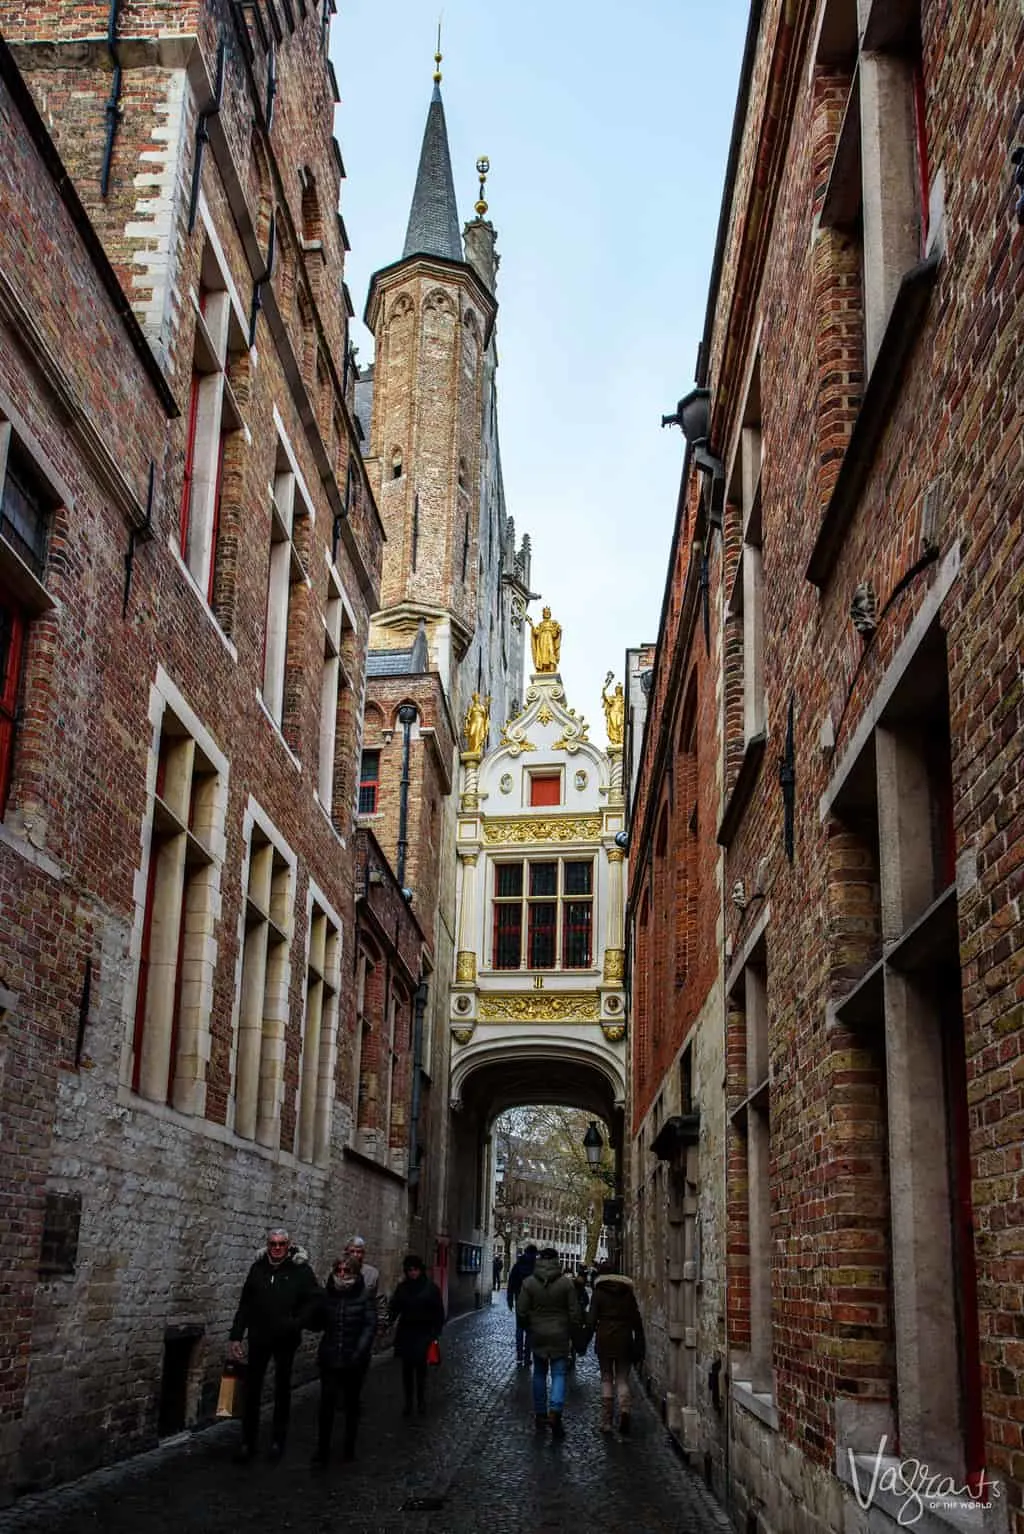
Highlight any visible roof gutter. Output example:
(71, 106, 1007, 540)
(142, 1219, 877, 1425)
(695, 0, 765, 389)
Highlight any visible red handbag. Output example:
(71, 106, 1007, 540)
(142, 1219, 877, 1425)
(426, 1338, 441, 1367)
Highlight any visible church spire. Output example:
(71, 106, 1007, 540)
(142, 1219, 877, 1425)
(402, 38, 463, 264)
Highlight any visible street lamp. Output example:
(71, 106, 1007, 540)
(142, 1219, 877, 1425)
(582, 1120, 604, 1170)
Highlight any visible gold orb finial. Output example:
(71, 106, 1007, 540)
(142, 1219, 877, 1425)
(475, 155, 490, 217)
(433, 18, 442, 82)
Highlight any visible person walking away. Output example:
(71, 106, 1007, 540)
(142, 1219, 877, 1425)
(228, 1227, 320, 1462)
(305, 1255, 376, 1467)
(517, 1247, 581, 1440)
(587, 1257, 646, 1436)
(507, 1243, 538, 1366)
(567, 1266, 590, 1370)
(389, 1254, 445, 1417)
(492, 1253, 503, 1292)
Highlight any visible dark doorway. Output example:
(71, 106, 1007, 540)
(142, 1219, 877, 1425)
(158, 1327, 203, 1437)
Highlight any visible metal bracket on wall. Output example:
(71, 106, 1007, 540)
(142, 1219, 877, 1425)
(779, 691, 796, 863)
(122, 461, 155, 619)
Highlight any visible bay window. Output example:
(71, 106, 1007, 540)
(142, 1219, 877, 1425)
(492, 858, 594, 971)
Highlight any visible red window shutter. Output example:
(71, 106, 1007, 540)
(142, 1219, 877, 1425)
(207, 428, 227, 603)
(180, 371, 202, 554)
(530, 774, 560, 807)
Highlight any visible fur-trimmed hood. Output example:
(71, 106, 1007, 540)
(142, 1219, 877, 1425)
(593, 1273, 634, 1292)
(253, 1243, 310, 1266)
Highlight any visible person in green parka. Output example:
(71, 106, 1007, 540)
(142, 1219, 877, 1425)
(516, 1247, 582, 1439)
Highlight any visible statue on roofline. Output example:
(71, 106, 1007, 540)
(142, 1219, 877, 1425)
(526, 606, 561, 673)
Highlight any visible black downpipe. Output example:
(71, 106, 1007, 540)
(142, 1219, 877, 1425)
(408, 979, 428, 1186)
(100, 0, 122, 198)
(396, 704, 417, 889)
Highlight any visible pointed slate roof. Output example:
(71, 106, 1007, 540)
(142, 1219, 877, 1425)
(402, 83, 463, 263)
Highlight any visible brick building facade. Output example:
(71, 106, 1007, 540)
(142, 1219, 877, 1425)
(628, 0, 1024, 1528)
(0, 0, 386, 1494)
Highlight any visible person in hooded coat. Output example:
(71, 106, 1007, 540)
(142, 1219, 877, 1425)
(516, 1247, 581, 1439)
(388, 1254, 445, 1417)
(304, 1254, 376, 1466)
(506, 1243, 538, 1366)
(587, 1257, 646, 1435)
(228, 1227, 320, 1462)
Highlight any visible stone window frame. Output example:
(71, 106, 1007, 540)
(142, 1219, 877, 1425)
(822, 547, 984, 1485)
(725, 345, 765, 749)
(178, 230, 248, 613)
(230, 798, 296, 1149)
(261, 416, 313, 733)
(316, 558, 358, 828)
(815, 0, 940, 375)
(296, 879, 343, 1167)
(0, 406, 63, 823)
(727, 918, 773, 1403)
(126, 668, 229, 1118)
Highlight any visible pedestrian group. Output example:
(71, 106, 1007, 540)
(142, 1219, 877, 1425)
(227, 1229, 645, 1466)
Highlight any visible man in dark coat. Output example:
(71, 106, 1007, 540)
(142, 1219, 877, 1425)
(305, 1255, 376, 1466)
(517, 1247, 581, 1438)
(587, 1258, 646, 1435)
(228, 1227, 320, 1461)
(506, 1243, 538, 1366)
(388, 1254, 445, 1417)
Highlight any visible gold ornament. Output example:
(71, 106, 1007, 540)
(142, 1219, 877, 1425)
(552, 709, 590, 753)
(601, 672, 625, 747)
(455, 951, 477, 984)
(499, 720, 536, 756)
(525, 606, 562, 673)
(482, 814, 603, 845)
(603, 949, 625, 984)
(452, 1027, 474, 1045)
(463, 692, 490, 756)
(477, 993, 600, 1023)
(601, 1023, 626, 1043)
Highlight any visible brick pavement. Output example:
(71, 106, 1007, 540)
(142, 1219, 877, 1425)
(0, 1300, 731, 1534)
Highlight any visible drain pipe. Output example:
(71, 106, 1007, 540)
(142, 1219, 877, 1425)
(396, 704, 417, 890)
(100, 0, 122, 197)
(408, 978, 429, 1186)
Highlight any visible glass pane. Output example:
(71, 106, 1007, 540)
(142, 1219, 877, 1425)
(1, 455, 49, 578)
(563, 860, 593, 896)
(494, 904, 522, 969)
(563, 902, 593, 968)
(529, 862, 557, 897)
(360, 750, 380, 783)
(495, 863, 523, 898)
(528, 901, 556, 968)
(357, 783, 377, 814)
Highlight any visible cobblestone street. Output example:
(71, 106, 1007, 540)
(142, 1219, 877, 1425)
(0, 1301, 730, 1534)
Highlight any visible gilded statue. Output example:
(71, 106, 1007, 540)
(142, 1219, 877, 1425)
(526, 606, 562, 673)
(464, 691, 491, 756)
(602, 672, 625, 747)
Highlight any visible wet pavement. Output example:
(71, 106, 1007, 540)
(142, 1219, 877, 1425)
(0, 1299, 732, 1534)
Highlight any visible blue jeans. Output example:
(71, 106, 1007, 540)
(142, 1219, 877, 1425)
(532, 1355, 567, 1414)
(515, 1319, 532, 1362)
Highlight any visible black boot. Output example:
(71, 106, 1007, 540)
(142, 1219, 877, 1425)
(534, 1412, 548, 1435)
(549, 1410, 565, 1441)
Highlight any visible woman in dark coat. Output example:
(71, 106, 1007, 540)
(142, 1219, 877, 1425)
(388, 1254, 445, 1416)
(306, 1255, 376, 1465)
(587, 1259, 645, 1436)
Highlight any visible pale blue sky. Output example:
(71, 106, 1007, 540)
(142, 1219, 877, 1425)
(332, 0, 749, 738)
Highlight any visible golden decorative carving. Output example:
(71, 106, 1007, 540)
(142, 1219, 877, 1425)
(460, 853, 479, 868)
(452, 1027, 474, 1045)
(552, 708, 590, 753)
(499, 719, 536, 756)
(603, 948, 625, 984)
(482, 814, 603, 845)
(601, 672, 625, 747)
(537, 703, 554, 725)
(526, 606, 562, 673)
(478, 993, 601, 1023)
(606, 848, 625, 864)
(455, 951, 477, 983)
(601, 1023, 626, 1042)
(463, 692, 490, 756)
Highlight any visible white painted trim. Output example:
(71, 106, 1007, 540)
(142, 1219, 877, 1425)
(272, 404, 317, 522)
(166, 539, 240, 660)
(196, 192, 251, 338)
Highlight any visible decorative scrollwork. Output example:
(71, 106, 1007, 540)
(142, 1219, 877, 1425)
(482, 815, 603, 845)
(477, 993, 601, 1023)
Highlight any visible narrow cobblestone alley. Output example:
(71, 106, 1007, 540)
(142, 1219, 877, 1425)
(0, 1303, 730, 1534)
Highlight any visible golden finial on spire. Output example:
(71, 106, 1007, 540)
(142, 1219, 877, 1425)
(433, 17, 443, 83)
(475, 156, 490, 217)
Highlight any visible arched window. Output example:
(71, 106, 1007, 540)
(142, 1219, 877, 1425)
(391, 448, 403, 480)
